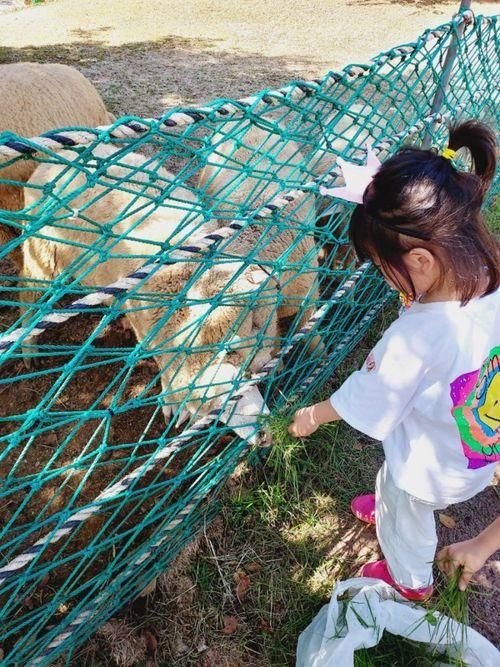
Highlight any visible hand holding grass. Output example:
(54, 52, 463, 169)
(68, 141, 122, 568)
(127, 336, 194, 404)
(437, 517, 500, 591)
(288, 399, 341, 437)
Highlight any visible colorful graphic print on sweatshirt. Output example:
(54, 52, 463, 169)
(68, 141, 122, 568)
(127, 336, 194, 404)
(450, 347, 500, 469)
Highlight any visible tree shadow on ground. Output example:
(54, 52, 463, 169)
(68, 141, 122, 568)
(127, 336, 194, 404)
(0, 36, 320, 118)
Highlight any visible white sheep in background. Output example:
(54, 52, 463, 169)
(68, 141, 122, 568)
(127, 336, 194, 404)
(306, 102, 375, 179)
(135, 120, 323, 428)
(21, 144, 211, 291)
(0, 62, 115, 268)
(20, 143, 274, 439)
(21, 121, 321, 439)
(198, 121, 321, 335)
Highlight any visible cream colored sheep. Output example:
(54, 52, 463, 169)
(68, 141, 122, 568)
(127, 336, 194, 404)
(0, 62, 114, 268)
(198, 121, 320, 334)
(21, 144, 276, 434)
(22, 123, 321, 435)
(305, 102, 375, 179)
(22, 145, 210, 290)
(140, 121, 323, 425)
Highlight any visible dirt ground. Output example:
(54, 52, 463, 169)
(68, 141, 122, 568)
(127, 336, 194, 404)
(0, 0, 497, 117)
(0, 1, 498, 665)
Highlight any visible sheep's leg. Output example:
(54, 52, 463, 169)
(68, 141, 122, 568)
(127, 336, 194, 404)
(175, 407, 191, 428)
(153, 354, 190, 427)
(148, 354, 177, 426)
(0, 224, 23, 273)
(278, 274, 324, 355)
(293, 305, 324, 354)
(0, 225, 21, 311)
(18, 243, 53, 368)
(0, 184, 25, 271)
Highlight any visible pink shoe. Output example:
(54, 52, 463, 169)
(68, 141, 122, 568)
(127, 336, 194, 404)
(351, 493, 376, 525)
(361, 559, 433, 602)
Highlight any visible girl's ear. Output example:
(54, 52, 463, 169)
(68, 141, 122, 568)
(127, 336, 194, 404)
(404, 247, 436, 275)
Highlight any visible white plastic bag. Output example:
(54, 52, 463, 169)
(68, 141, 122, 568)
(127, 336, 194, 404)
(296, 577, 500, 667)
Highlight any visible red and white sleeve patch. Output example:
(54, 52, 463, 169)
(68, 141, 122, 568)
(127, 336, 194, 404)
(365, 352, 376, 372)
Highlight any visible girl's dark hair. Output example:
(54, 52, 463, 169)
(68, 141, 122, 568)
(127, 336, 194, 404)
(349, 119, 499, 304)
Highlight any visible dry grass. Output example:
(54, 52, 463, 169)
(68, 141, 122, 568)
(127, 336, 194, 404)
(0, 0, 498, 116)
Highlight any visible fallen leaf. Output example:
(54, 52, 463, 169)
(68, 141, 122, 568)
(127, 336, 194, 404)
(43, 432, 58, 446)
(438, 513, 456, 529)
(202, 648, 223, 667)
(245, 562, 262, 573)
(259, 619, 274, 634)
(352, 441, 363, 451)
(39, 573, 50, 587)
(222, 615, 239, 635)
(139, 577, 157, 597)
(197, 639, 208, 653)
(23, 597, 34, 610)
(234, 570, 251, 602)
(174, 637, 189, 655)
(143, 629, 158, 656)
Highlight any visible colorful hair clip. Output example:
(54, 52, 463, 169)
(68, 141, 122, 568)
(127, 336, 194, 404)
(319, 143, 381, 204)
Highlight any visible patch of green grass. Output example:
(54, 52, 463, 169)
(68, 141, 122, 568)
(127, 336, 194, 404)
(194, 295, 484, 665)
(354, 631, 466, 667)
(105, 295, 488, 665)
(263, 409, 307, 502)
(433, 570, 470, 626)
(191, 559, 218, 597)
(484, 196, 499, 235)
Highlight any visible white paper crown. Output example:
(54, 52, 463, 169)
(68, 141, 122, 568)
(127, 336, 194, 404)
(319, 143, 381, 204)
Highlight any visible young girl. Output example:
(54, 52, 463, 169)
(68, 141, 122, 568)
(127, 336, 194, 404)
(289, 120, 499, 601)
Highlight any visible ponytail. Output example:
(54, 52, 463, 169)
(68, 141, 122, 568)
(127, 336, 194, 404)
(349, 118, 499, 304)
(448, 120, 497, 197)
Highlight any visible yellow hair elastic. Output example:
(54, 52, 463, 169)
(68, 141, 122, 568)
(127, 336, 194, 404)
(441, 147, 457, 160)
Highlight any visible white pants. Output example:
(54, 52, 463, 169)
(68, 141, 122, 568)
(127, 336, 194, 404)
(375, 462, 447, 589)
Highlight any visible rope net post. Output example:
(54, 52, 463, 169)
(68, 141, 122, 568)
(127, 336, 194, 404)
(422, 0, 473, 148)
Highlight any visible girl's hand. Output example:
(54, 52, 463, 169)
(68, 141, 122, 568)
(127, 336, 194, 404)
(437, 538, 489, 591)
(288, 400, 342, 438)
(288, 406, 320, 438)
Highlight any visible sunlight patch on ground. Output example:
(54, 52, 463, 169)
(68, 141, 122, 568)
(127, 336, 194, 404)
(2, 0, 498, 73)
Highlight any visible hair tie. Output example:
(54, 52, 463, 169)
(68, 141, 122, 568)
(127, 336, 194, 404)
(441, 147, 457, 160)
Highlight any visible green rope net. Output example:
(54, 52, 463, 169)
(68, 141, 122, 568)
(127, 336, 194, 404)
(0, 11, 498, 666)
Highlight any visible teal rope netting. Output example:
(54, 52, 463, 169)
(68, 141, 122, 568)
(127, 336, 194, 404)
(0, 11, 498, 665)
